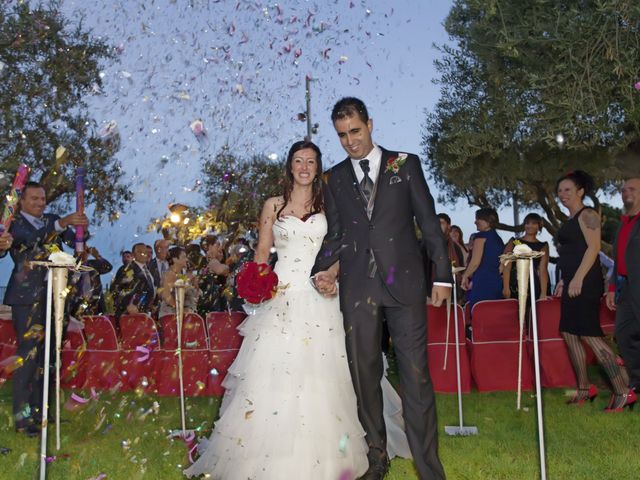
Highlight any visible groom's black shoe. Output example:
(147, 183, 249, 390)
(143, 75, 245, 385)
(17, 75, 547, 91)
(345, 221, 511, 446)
(359, 456, 390, 480)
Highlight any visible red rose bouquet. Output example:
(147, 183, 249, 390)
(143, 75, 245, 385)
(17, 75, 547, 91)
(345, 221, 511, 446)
(236, 262, 279, 304)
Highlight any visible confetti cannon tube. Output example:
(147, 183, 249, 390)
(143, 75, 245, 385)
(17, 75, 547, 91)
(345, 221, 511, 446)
(75, 167, 86, 253)
(1, 164, 29, 232)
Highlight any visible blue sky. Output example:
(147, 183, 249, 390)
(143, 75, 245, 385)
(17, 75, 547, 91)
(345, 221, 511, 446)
(3, 0, 603, 285)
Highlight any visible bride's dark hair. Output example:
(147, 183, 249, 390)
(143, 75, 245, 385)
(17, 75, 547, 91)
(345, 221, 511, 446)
(276, 140, 324, 219)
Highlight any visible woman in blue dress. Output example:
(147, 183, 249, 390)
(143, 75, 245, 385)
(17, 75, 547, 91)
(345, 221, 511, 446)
(461, 208, 505, 310)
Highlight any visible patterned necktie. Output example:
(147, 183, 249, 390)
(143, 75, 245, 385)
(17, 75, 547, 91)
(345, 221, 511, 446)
(359, 159, 377, 278)
(359, 159, 374, 204)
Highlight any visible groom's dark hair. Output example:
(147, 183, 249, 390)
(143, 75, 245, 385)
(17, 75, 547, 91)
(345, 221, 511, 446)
(331, 97, 369, 124)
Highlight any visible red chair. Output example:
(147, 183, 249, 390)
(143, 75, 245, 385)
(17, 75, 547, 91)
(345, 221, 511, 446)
(467, 299, 534, 392)
(0, 318, 17, 380)
(60, 327, 87, 389)
(119, 314, 160, 392)
(528, 298, 577, 388)
(206, 312, 245, 396)
(599, 296, 616, 336)
(156, 313, 210, 396)
(81, 316, 122, 390)
(426, 304, 471, 393)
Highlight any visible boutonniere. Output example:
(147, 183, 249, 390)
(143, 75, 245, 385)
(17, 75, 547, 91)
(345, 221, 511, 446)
(385, 153, 408, 174)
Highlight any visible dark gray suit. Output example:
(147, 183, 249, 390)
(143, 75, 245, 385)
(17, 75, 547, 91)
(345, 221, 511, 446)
(313, 147, 451, 479)
(4, 212, 77, 427)
(610, 216, 640, 390)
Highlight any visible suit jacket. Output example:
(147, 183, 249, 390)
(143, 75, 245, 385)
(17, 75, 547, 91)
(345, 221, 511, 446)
(610, 216, 640, 313)
(148, 257, 169, 289)
(4, 212, 77, 306)
(67, 257, 113, 316)
(313, 147, 452, 311)
(110, 261, 155, 317)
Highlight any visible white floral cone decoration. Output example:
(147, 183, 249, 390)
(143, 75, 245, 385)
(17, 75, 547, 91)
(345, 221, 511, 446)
(31, 249, 79, 480)
(174, 279, 189, 438)
(49, 251, 74, 450)
(515, 253, 531, 411)
(500, 244, 547, 479)
(52, 267, 68, 450)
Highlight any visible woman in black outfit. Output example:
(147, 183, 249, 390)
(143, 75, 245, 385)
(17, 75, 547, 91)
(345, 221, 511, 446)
(502, 213, 550, 300)
(554, 171, 634, 411)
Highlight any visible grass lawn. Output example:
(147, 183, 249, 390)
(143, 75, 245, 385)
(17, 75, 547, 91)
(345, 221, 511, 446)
(0, 376, 637, 479)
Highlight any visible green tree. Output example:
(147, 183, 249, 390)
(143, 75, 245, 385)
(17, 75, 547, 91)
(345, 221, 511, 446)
(424, 0, 640, 236)
(201, 146, 284, 235)
(149, 146, 284, 244)
(0, 1, 131, 220)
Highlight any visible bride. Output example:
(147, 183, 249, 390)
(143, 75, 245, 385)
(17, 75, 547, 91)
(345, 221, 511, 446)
(185, 141, 409, 479)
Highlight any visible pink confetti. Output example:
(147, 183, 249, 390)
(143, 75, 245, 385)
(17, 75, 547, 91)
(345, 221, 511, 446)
(385, 266, 396, 285)
(71, 393, 90, 404)
(190, 120, 205, 136)
(135, 345, 150, 363)
(338, 470, 355, 480)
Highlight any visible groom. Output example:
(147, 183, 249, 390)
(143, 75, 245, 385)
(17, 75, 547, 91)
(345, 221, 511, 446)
(313, 97, 451, 480)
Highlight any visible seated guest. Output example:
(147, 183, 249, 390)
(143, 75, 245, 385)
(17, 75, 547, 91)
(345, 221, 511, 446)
(439, 213, 465, 286)
(148, 239, 170, 288)
(185, 243, 207, 271)
(502, 213, 550, 300)
(450, 225, 470, 265)
(158, 246, 200, 317)
(197, 235, 230, 315)
(461, 207, 505, 311)
(67, 245, 113, 318)
(145, 244, 153, 265)
(110, 242, 155, 321)
(112, 250, 132, 285)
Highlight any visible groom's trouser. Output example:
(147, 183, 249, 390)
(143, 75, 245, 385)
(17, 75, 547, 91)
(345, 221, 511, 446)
(342, 274, 445, 480)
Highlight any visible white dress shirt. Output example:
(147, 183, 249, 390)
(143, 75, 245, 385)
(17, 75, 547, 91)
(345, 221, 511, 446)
(20, 211, 65, 232)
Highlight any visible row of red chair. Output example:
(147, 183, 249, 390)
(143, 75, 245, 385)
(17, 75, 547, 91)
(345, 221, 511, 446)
(0, 297, 618, 396)
(428, 296, 615, 393)
(0, 312, 246, 397)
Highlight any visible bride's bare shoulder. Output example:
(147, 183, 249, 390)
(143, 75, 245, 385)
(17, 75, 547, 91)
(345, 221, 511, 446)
(263, 196, 285, 214)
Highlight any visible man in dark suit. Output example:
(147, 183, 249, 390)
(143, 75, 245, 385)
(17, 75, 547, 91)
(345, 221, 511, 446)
(67, 245, 113, 318)
(110, 242, 155, 320)
(313, 98, 451, 480)
(148, 239, 170, 289)
(606, 177, 640, 393)
(4, 181, 88, 436)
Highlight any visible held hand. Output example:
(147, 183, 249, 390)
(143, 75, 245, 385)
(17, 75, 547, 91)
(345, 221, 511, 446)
(553, 280, 564, 297)
(431, 285, 451, 307)
(313, 270, 337, 296)
(60, 212, 89, 229)
(567, 277, 583, 298)
(606, 291, 616, 311)
(0, 231, 13, 251)
(460, 276, 471, 291)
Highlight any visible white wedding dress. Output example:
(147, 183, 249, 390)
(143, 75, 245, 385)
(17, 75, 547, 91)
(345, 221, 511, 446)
(184, 213, 410, 479)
